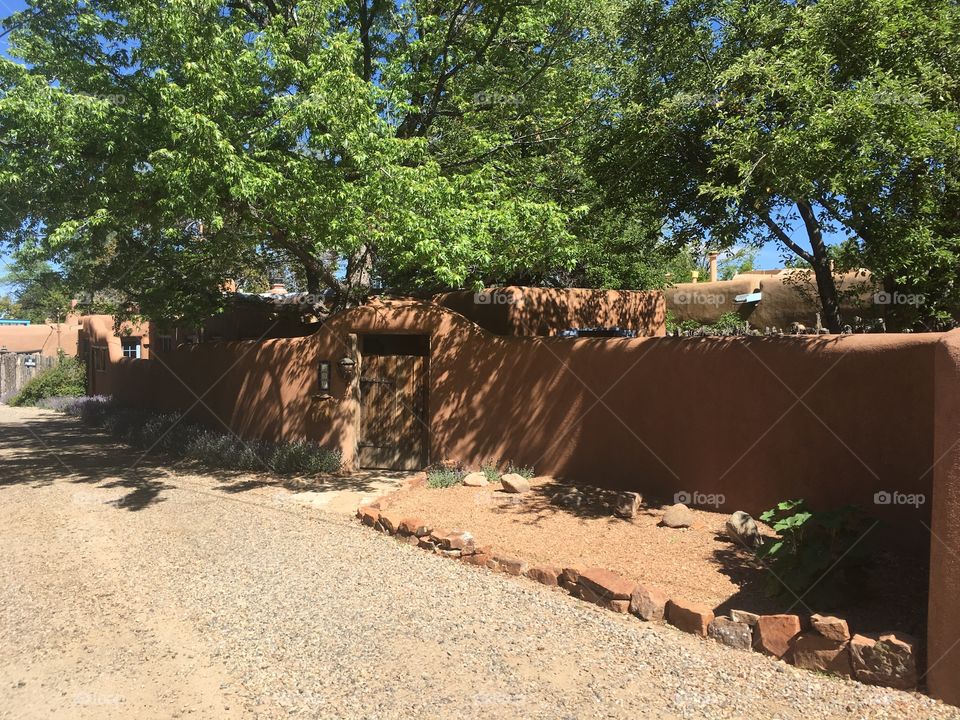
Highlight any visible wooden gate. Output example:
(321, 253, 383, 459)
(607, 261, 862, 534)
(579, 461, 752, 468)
(357, 347, 428, 470)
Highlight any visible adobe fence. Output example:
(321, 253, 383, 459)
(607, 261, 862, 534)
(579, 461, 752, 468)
(0, 352, 55, 403)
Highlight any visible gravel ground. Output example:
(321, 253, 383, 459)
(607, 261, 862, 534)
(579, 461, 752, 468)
(1, 405, 957, 720)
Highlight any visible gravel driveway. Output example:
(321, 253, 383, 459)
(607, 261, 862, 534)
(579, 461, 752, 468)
(1, 404, 957, 720)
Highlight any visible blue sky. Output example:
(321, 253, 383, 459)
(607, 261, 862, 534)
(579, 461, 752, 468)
(0, 0, 829, 300)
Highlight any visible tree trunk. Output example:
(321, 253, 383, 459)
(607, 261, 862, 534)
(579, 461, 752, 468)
(797, 200, 842, 333)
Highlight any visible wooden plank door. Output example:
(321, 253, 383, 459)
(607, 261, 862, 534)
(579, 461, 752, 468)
(358, 354, 427, 470)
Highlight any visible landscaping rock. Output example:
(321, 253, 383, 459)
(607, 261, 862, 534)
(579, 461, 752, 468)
(401, 534, 420, 546)
(492, 556, 528, 576)
(430, 529, 475, 552)
(725, 511, 763, 548)
(559, 566, 583, 585)
(729, 609, 760, 627)
(667, 599, 714, 637)
(461, 552, 490, 567)
(462, 472, 489, 487)
(754, 614, 802, 659)
(810, 614, 851, 642)
(792, 632, 852, 677)
(417, 536, 437, 551)
(398, 517, 431, 537)
(556, 487, 584, 509)
(525, 566, 561, 586)
(614, 492, 642, 519)
(578, 568, 636, 601)
(629, 585, 669, 622)
(660, 503, 695, 528)
(377, 511, 403, 535)
(707, 617, 753, 650)
(849, 632, 919, 690)
(500, 473, 531, 493)
(576, 583, 630, 613)
(357, 506, 380, 527)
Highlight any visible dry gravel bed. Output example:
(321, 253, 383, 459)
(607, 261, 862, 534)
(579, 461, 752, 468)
(0, 405, 956, 719)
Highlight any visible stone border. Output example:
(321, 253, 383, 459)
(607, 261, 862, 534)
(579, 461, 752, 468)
(356, 504, 921, 693)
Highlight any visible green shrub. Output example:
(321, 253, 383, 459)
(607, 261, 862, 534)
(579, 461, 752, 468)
(505, 461, 535, 480)
(427, 467, 465, 488)
(9, 354, 85, 406)
(481, 457, 501, 483)
(755, 499, 875, 604)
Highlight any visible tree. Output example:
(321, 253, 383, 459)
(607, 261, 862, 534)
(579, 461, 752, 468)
(1, 251, 73, 323)
(0, 0, 610, 323)
(591, 0, 960, 332)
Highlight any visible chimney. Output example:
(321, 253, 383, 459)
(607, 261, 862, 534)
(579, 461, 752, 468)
(267, 278, 287, 296)
(708, 252, 719, 282)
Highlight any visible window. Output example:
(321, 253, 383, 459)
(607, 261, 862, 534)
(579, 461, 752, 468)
(156, 335, 174, 353)
(93, 347, 107, 372)
(121, 337, 142, 359)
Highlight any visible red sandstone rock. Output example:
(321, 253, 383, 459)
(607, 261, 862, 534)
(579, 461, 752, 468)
(357, 506, 380, 527)
(578, 568, 636, 601)
(667, 599, 714, 637)
(525, 566, 561, 586)
(849, 632, 919, 690)
(754, 614, 802, 659)
(792, 632, 852, 677)
(809, 614, 850, 642)
(462, 553, 490, 566)
(559, 566, 584, 586)
(377, 511, 402, 534)
(431, 529, 475, 552)
(417, 536, 437, 551)
(493, 556, 528, 576)
(729, 609, 760, 627)
(629, 585, 669, 622)
(398, 517, 431, 536)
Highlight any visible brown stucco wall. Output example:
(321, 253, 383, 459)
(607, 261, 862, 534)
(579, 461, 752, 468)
(434, 287, 666, 336)
(88, 299, 937, 533)
(0, 319, 81, 356)
(927, 329, 960, 705)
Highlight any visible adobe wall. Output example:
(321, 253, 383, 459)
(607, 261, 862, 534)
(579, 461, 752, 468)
(927, 329, 960, 705)
(0, 319, 81, 356)
(666, 271, 874, 330)
(87, 300, 938, 536)
(434, 287, 666, 336)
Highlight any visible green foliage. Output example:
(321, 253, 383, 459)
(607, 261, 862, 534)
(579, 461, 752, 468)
(9, 353, 85, 406)
(665, 310, 747, 335)
(505, 461, 535, 480)
(0, 0, 612, 321)
(756, 499, 874, 604)
(595, 0, 960, 328)
(427, 467, 465, 489)
(481, 458, 501, 483)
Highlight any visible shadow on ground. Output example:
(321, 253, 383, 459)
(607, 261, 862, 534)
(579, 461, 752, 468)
(0, 408, 404, 513)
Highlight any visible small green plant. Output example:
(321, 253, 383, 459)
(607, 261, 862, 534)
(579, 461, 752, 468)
(427, 467, 465, 488)
(9, 353, 85, 406)
(505, 461, 534, 480)
(481, 457, 501, 483)
(755, 499, 875, 604)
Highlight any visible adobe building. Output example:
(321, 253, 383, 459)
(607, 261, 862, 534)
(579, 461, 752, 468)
(666, 266, 877, 330)
(64, 286, 960, 704)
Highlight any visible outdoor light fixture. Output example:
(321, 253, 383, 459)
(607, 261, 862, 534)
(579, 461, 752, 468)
(318, 360, 331, 391)
(337, 356, 357, 382)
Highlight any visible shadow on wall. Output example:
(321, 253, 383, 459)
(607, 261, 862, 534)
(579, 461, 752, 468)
(84, 298, 940, 544)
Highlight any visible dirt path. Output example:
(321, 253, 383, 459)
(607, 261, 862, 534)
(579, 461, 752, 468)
(1, 405, 957, 719)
